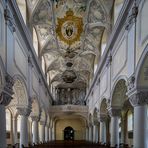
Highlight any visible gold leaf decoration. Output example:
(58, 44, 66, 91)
(56, 9, 83, 45)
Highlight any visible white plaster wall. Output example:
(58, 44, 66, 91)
(136, 0, 148, 65)
(111, 36, 128, 82)
(0, 1, 52, 116)
(32, 69, 39, 96)
(0, 4, 6, 65)
(6, 28, 28, 83)
(127, 25, 135, 77)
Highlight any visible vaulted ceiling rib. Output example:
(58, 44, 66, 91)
(28, 0, 114, 104)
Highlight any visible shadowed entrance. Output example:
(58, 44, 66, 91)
(64, 126, 75, 140)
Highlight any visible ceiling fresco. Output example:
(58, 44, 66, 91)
(29, 0, 114, 104)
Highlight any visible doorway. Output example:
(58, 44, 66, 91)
(64, 126, 74, 140)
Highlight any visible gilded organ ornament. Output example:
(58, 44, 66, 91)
(56, 9, 83, 45)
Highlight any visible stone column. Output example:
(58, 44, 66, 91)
(28, 120, 32, 145)
(92, 122, 99, 143)
(95, 125, 99, 143)
(51, 125, 55, 141)
(120, 112, 127, 144)
(12, 117, 18, 144)
(49, 127, 52, 141)
(17, 108, 31, 148)
(99, 115, 107, 144)
(85, 127, 89, 141)
(108, 108, 121, 147)
(0, 94, 13, 147)
(0, 75, 14, 147)
(92, 125, 96, 143)
(45, 125, 49, 142)
(39, 121, 45, 142)
(88, 125, 93, 142)
(0, 103, 7, 147)
(31, 116, 39, 144)
(129, 92, 148, 148)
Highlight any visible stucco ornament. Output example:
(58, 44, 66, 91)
(0, 74, 14, 106)
(56, 9, 83, 46)
(30, 0, 114, 104)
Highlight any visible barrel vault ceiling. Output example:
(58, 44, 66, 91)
(28, 0, 113, 91)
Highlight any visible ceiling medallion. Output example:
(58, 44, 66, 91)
(56, 9, 83, 46)
(62, 70, 77, 83)
(66, 62, 73, 67)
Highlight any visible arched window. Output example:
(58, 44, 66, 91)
(17, 115, 21, 133)
(33, 27, 39, 56)
(6, 109, 11, 132)
(127, 110, 133, 147)
(94, 64, 97, 74)
(42, 56, 46, 74)
(16, 0, 27, 24)
(119, 117, 121, 133)
(114, 0, 124, 24)
(101, 30, 107, 56)
(47, 73, 50, 85)
(127, 110, 133, 131)
(93, 56, 98, 74)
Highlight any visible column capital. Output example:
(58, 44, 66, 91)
(93, 120, 99, 126)
(31, 116, 39, 122)
(0, 74, 14, 106)
(98, 114, 107, 122)
(88, 122, 93, 127)
(0, 92, 12, 106)
(40, 121, 46, 126)
(4, 74, 14, 94)
(108, 107, 121, 117)
(17, 107, 31, 116)
(129, 91, 148, 107)
(45, 124, 49, 128)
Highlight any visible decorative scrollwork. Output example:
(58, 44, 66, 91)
(56, 9, 83, 45)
